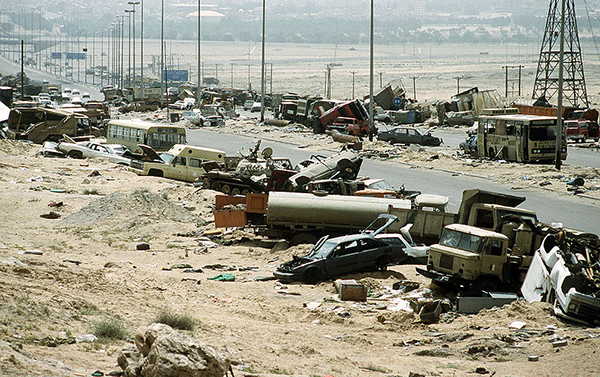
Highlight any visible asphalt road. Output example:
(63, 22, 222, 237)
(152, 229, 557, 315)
(434, 128, 600, 169)
(187, 127, 600, 235)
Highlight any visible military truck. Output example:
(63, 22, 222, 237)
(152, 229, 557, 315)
(417, 224, 525, 295)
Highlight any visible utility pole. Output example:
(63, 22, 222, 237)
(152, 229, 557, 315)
(454, 76, 461, 94)
(350, 71, 357, 99)
(410, 76, 417, 101)
(503, 65, 523, 98)
(378, 71, 384, 88)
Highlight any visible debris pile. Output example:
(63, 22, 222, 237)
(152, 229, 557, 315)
(62, 190, 197, 226)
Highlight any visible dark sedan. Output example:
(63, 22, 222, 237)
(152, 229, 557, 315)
(273, 215, 407, 283)
(377, 126, 442, 146)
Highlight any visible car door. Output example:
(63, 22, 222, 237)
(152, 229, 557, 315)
(165, 155, 188, 180)
(324, 240, 361, 277)
(407, 128, 420, 144)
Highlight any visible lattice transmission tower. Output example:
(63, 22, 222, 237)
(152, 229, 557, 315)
(532, 0, 588, 107)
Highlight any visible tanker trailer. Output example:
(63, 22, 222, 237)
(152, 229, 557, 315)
(262, 191, 411, 245)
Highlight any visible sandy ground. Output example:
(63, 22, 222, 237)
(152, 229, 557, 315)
(1, 131, 600, 377)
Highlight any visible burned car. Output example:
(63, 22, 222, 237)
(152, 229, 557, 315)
(273, 214, 408, 283)
(377, 126, 442, 146)
(459, 134, 477, 155)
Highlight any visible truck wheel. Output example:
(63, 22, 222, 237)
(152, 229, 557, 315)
(211, 182, 221, 191)
(467, 277, 501, 296)
(231, 187, 241, 196)
(304, 268, 323, 284)
(290, 232, 319, 246)
(68, 150, 83, 159)
(221, 184, 231, 195)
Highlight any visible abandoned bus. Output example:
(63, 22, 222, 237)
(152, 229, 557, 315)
(106, 119, 186, 152)
(477, 114, 567, 163)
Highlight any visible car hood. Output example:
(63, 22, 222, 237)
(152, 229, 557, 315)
(277, 255, 321, 272)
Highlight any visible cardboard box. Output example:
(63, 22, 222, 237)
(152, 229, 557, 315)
(335, 279, 367, 301)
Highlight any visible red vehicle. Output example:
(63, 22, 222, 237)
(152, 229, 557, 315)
(565, 119, 600, 143)
(329, 117, 370, 136)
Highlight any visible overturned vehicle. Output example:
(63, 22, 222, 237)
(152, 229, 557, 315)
(521, 231, 600, 325)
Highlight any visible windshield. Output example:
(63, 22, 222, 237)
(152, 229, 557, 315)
(497, 209, 537, 224)
(161, 153, 174, 163)
(306, 240, 337, 259)
(439, 229, 482, 253)
(529, 124, 557, 141)
(368, 180, 394, 190)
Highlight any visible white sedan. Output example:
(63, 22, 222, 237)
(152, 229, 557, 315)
(57, 137, 132, 165)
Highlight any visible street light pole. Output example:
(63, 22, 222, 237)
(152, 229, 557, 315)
(125, 9, 133, 86)
(197, 0, 202, 106)
(260, 0, 266, 122)
(160, 0, 164, 106)
(140, 0, 144, 98)
(368, 0, 374, 141)
(128, 1, 139, 87)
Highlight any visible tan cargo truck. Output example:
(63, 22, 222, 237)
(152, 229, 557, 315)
(417, 223, 534, 295)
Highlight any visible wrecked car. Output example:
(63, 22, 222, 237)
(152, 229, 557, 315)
(57, 136, 132, 165)
(459, 134, 478, 155)
(377, 126, 442, 146)
(273, 214, 408, 283)
(285, 150, 363, 192)
(521, 232, 600, 325)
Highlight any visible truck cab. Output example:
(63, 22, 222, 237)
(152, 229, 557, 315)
(421, 224, 510, 292)
(131, 144, 226, 182)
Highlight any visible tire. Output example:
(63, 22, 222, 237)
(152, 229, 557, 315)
(221, 184, 231, 195)
(68, 150, 83, 159)
(466, 277, 501, 296)
(290, 232, 319, 246)
(304, 268, 323, 284)
(241, 189, 251, 195)
(375, 256, 389, 271)
(231, 187, 241, 196)
(202, 178, 211, 189)
(210, 182, 221, 191)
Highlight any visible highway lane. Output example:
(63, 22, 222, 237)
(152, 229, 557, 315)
(188, 128, 600, 235)
(434, 128, 600, 169)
